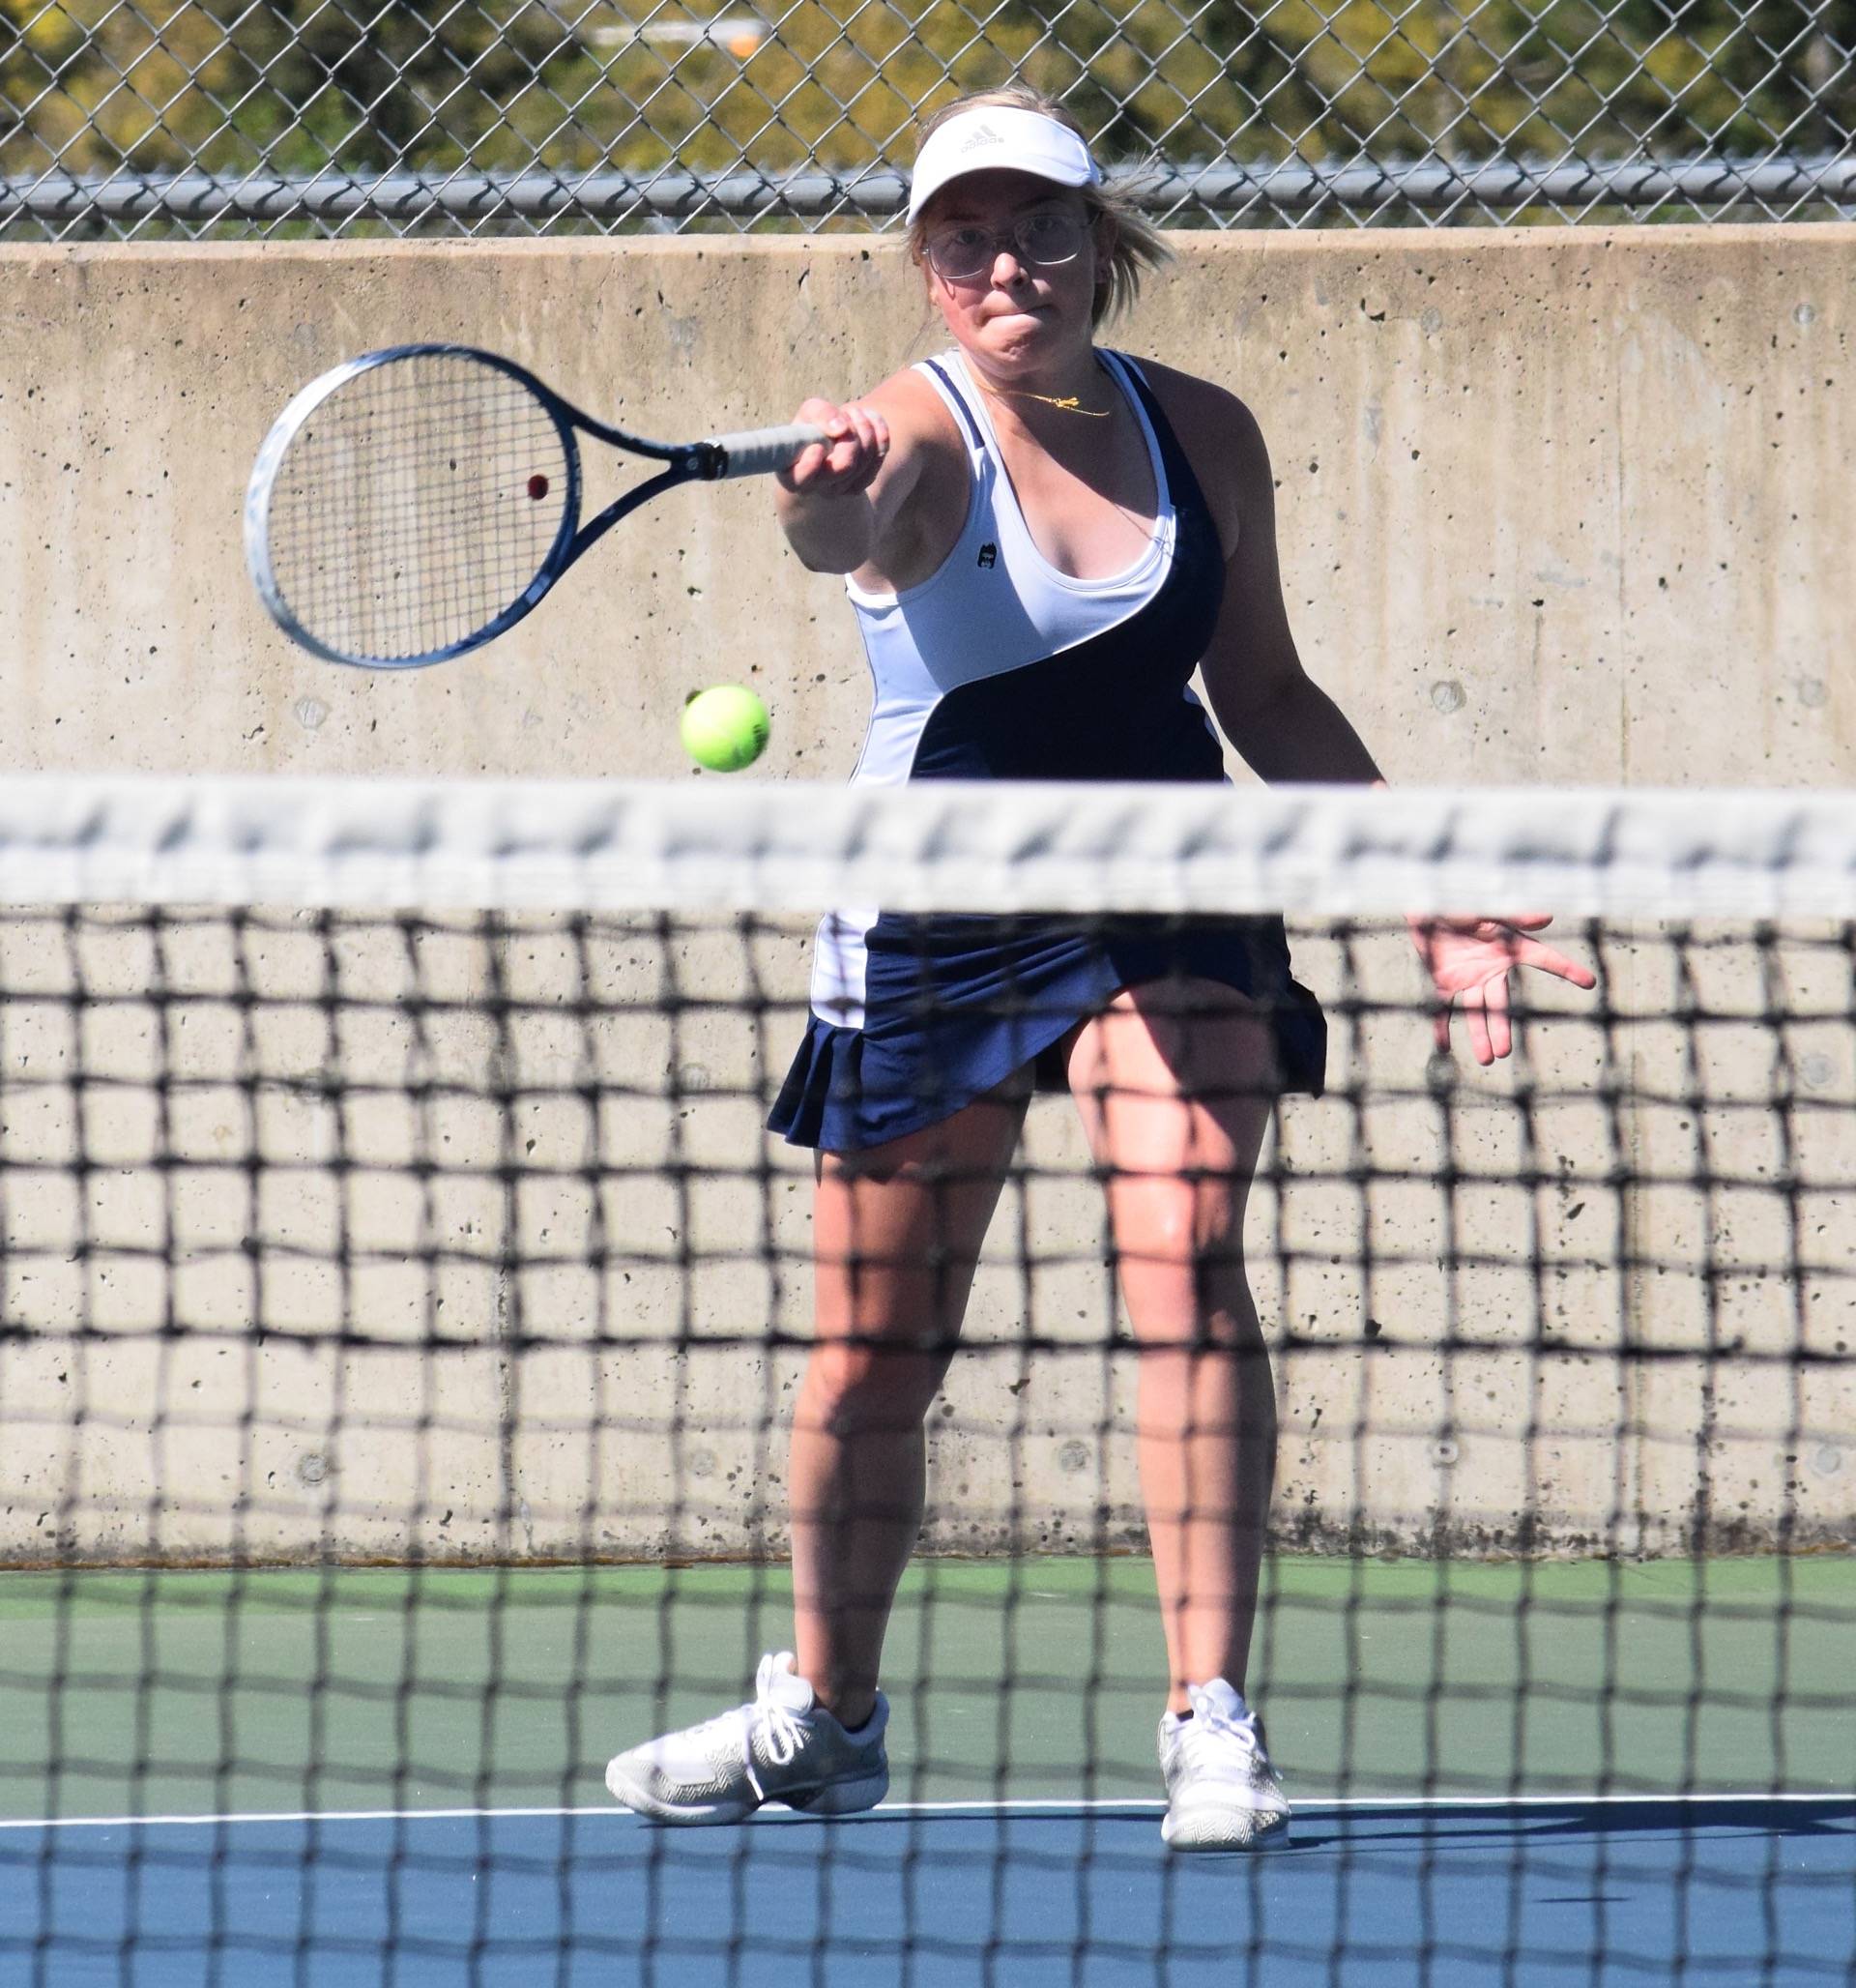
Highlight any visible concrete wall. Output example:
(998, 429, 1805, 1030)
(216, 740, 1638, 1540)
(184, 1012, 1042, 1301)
(2, 228, 1851, 785)
(0, 229, 1851, 1564)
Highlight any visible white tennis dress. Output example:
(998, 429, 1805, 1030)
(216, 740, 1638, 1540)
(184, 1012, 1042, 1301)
(768, 350, 1325, 1152)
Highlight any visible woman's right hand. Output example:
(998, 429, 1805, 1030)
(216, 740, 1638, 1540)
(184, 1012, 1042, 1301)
(778, 397, 890, 499)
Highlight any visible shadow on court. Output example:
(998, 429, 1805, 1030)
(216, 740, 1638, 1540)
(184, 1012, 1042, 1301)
(5, 1799, 1851, 1986)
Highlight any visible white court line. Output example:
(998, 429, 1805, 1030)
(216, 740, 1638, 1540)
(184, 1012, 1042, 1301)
(4, 1793, 1849, 1833)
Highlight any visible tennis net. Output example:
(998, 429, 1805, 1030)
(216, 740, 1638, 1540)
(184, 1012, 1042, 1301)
(1, 773, 1851, 1984)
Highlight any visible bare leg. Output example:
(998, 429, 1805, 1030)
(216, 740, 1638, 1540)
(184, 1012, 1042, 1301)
(790, 1086, 1026, 1728)
(1067, 981, 1279, 1714)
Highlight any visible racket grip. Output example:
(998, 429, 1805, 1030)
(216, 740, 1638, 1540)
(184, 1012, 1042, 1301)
(704, 423, 830, 480)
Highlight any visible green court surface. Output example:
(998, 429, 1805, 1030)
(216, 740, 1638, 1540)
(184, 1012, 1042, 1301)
(3, 1555, 1850, 1824)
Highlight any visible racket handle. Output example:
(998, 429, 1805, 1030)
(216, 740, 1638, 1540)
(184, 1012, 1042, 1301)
(704, 423, 830, 480)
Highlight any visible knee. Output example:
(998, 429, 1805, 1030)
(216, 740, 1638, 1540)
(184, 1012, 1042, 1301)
(1112, 1177, 1244, 1272)
(1115, 1189, 1253, 1304)
(798, 1338, 949, 1437)
(1112, 1208, 1270, 1362)
(1140, 1309, 1270, 1362)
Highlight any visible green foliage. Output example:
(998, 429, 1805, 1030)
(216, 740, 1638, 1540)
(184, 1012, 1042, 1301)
(0, 0, 1849, 230)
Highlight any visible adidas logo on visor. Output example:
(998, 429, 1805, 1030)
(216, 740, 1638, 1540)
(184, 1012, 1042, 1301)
(959, 123, 1003, 152)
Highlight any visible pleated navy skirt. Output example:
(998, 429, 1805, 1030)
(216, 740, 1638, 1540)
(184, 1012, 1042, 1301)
(768, 910, 1325, 1155)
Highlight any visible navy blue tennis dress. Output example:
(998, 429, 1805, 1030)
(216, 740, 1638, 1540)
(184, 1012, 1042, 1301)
(768, 350, 1326, 1153)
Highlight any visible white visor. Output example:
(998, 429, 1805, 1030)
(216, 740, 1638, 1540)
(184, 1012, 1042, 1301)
(906, 106, 1101, 224)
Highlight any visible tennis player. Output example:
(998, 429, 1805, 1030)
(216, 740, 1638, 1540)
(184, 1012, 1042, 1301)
(606, 86, 1596, 1851)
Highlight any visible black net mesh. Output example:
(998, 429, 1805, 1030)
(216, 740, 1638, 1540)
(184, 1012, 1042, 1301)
(0, 776, 1851, 1981)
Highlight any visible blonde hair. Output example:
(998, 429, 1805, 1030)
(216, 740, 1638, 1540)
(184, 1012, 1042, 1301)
(906, 86, 1172, 329)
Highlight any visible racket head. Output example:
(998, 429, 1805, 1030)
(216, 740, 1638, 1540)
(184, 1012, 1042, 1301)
(244, 344, 582, 669)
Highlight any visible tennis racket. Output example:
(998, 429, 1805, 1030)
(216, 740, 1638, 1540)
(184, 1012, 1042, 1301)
(244, 343, 826, 669)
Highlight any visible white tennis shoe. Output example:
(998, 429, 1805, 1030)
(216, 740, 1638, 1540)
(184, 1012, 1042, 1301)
(604, 1652, 889, 1825)
(1158, 1679, 1290, 1852)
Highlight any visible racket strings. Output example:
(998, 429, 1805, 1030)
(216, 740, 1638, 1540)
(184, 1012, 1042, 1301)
(265, 355, 571, 664)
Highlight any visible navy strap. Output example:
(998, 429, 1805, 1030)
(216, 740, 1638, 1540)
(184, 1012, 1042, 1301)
(919, 356, 987, 453)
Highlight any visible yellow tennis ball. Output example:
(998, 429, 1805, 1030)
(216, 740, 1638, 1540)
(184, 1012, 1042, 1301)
(681, 685, 769, 772)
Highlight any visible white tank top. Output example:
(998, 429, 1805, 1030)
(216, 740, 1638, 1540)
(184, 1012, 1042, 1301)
(841, 348, 1180, 787)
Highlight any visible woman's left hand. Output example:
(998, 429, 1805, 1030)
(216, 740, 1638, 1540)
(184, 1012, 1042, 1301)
(1409, 915, 1598, 1065)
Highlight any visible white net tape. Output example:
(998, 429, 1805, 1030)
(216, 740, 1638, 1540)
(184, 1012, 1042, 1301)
(1, 775, 1852, 920)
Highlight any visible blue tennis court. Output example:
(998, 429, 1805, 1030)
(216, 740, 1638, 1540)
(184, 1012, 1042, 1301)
(8, 1798, 1853, 1984)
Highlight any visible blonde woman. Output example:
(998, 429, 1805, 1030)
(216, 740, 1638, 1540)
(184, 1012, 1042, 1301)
(606, 88, 1592, 1851)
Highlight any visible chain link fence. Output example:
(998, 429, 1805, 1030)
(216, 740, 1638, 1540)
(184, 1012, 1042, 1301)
(2, 0, 1851, 239)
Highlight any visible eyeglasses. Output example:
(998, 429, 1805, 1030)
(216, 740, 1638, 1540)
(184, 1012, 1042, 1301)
(924, 210, 1088, 282)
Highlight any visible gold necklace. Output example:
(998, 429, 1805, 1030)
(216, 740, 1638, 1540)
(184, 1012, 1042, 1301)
(975, 378, 1111, 420)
